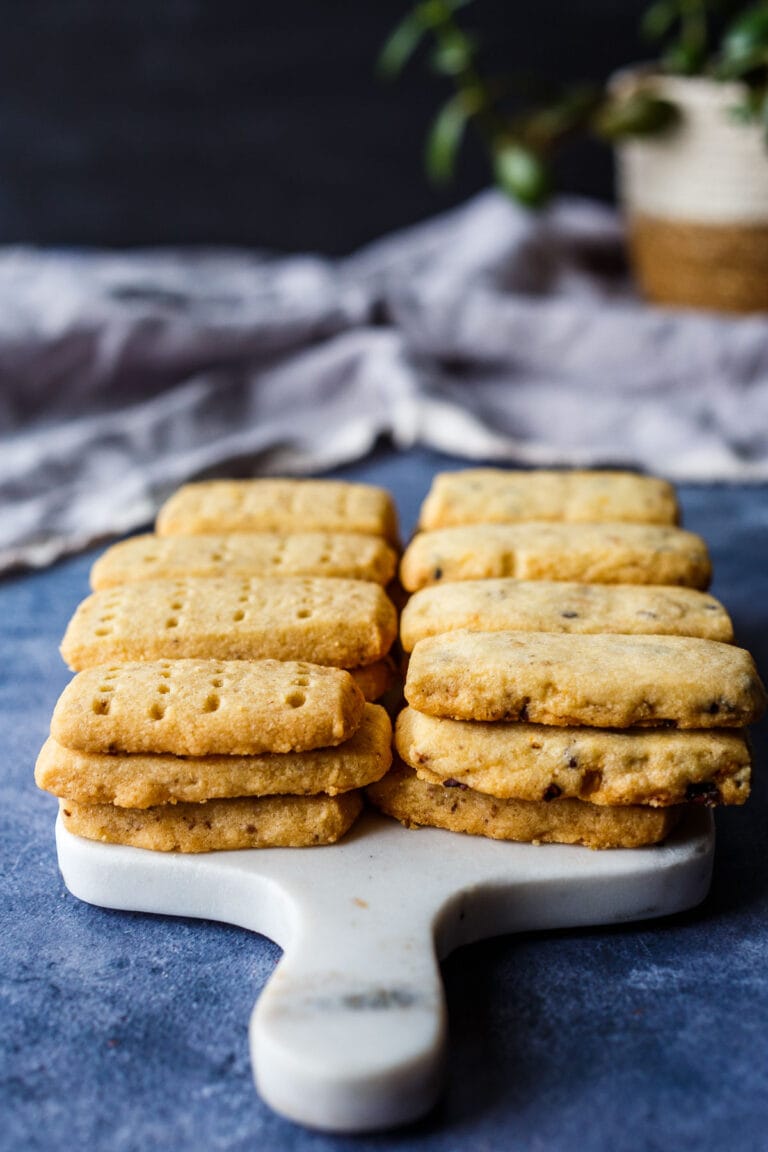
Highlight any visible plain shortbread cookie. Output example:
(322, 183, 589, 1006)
(51, 660, 366, 756)
(59, 791, 363, 852)
(61, 576, 397, 670)
(348, 659, 398, 702)
(90, 532, 398, 590)
(156, 479, 400, 546)
(38, 703, 392, 807)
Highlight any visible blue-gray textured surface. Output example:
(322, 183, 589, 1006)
(2, 448, 768, 1152)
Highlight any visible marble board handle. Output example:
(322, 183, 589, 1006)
(250, 890, 446, 1132)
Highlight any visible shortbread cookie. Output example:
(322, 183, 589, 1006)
(90, 532, 398, 590)
(156, 479, 400, 546)
(38, 704, 391, 807)
(61, 577, 397, 671)
(419, 469, 679, 530)
(348, 659, 398, 702)
(405, 630, 766, 728)
(366, 765, 682, 849)
(399, 523, 711, 591)
(59, 791, 363, 852)
(396, 708, 750, 807)
(51, 660, 365, 756)
(400, 579, 732, 649)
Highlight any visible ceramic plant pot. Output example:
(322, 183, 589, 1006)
(614, 74, 768, 313)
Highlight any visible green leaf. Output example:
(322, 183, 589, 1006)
(416, 0, 471, 29)
(716, 45, 768, 79)
(594, 91, 680, 139)
(721, 2, 768, 67)
(744, 85, 768, 138)
(642, 0, 678, 41)
(378, 11, 428, 78)
(378, 0, 476, 77)
(662, 40, 706, 75)
(422, 0, 475, 20)
(726, 83, 768, 122)
(429, 32, 477, 75)
(493, 143, 550, 207)
(521, 86, 600, 147)
(424, 94, 473, 183)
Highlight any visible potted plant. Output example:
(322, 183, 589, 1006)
(379, 0, 768, 312)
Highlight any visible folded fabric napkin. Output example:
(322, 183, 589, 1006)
(3, 191, 768, 572)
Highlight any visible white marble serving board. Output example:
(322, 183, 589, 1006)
(56, 808, 714, 1133)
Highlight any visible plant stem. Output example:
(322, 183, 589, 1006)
(429, 3, 507, 147)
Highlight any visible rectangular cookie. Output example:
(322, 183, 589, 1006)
(38, 703, 392, 807)
(90, 532, 398, 591)
(59, 791, 363, 853)
(348, 659, 398, 702)
(419, 469, 679, 529)
(367, 764, 682, 850)
(51, 660, 365, 756)
(405, 630, 767, 728)
(400, 579, 733, 650)
(156, 479, 400, 546)
(399, 523, 711, 592)
(60, 577, 397, 671)
(396, 707, 751, 807)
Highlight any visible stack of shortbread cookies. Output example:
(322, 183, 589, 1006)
(65, 479, 400, 704)
(36, 478, 399, 851)
(368, 469, 767, 849)
(37, 660, 391, 852)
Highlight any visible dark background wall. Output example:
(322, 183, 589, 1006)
(0, 0, 649, 253)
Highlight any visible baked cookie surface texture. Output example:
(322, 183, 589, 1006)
(419, 469, 679, 529)
(91, 532, 398, 590)
(404, 630, 766, 728)
(395, 707, 751, 808)
(400, 523, 711, 591)
(367, 765, 682, 851)
(156, 478, 400, 546)
(51, 659, 366, 755)
(400, 579, 732, 649)
(61, 577, 397, 670)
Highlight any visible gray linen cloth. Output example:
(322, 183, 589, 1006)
(3, 190, 768, 572)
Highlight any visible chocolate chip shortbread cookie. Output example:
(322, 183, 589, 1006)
(367, 764, 682, 850)
(400, 523, 711, 591)
(405, 630, 766, 728)
(419, 469, 679, 530)
(400, 579, 732, 649)
(396, 707, 750, 807)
